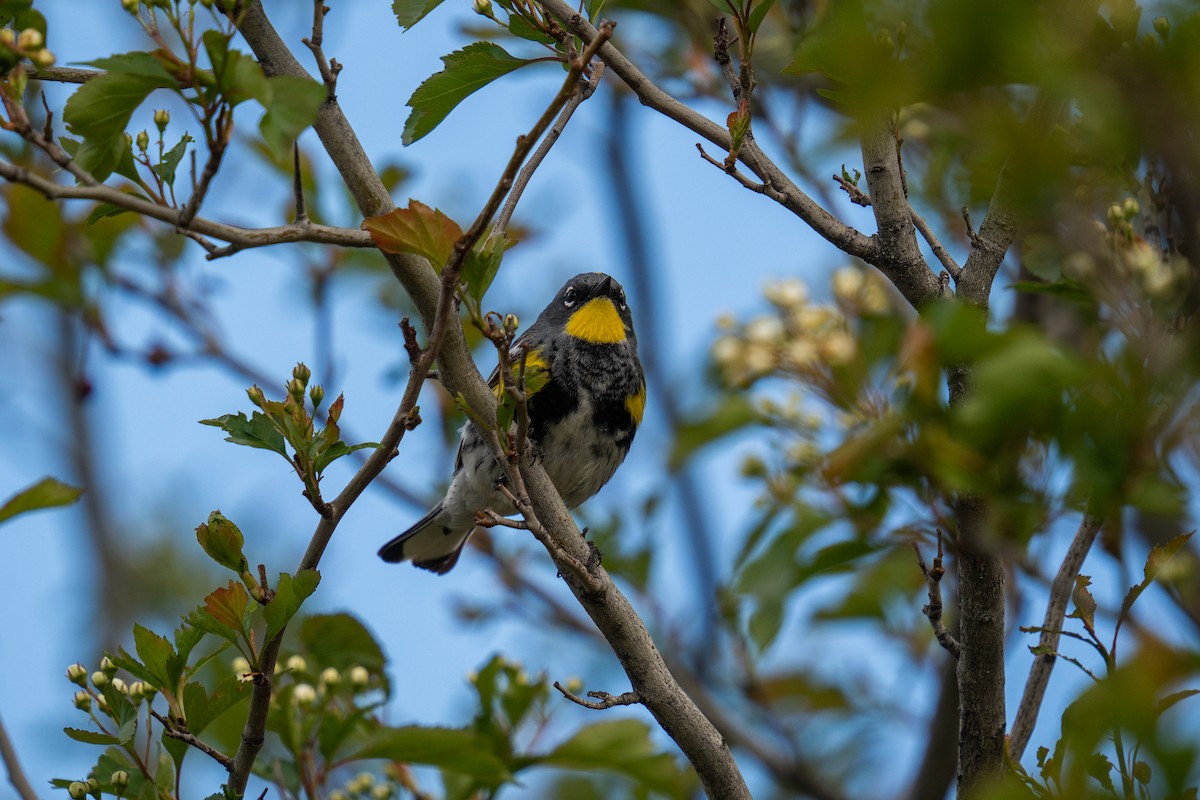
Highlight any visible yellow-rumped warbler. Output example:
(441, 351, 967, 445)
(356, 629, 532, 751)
(378, 272, 645, 573)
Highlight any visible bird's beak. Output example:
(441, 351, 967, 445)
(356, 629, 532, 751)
(592, 275, 613, 298)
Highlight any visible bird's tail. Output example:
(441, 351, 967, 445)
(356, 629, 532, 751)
(377, 503, 473, 574)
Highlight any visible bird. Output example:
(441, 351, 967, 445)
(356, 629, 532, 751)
(379, 272, 645, 574)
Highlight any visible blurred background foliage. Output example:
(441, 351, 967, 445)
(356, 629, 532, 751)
(2, 0, 1200, 798)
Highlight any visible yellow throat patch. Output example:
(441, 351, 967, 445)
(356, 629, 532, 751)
(564, 297, 627, 344)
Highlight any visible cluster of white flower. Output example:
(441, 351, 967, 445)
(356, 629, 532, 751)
(265, 654, 375, 703)
(329, 770, 397, 800)
(1065, 198, 1190, 302)
(712, 270, 888, 387)
(67, 658, 158, 716)
(0, 26, 56, 68)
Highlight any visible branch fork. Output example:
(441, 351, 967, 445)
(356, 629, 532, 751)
(913, 531, 961, 659)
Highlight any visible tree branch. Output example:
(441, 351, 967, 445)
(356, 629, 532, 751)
(534, 0, 878, 265)
(553, 681, 642, 710)
(151, 710, 234, 771)
(0, 160, 373, 256)
(914, 532, 961, 659)
(1008, 513, 1103, 761)
(0, 710, 37, 800)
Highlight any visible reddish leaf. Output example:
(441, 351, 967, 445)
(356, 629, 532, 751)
(362, 200, 462, 270)
(203, 581, 249, 630)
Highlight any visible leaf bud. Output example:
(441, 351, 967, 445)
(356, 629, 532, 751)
(73, 691, 92, 711)
(91, 671, 108, 689)
(309, 384, 324, 408)
(292, 683, 316, 706)
(349, 665, 370, 690)
(292, 362, 311, 385)
(67, 663, 88, 685)
(285, 654, 308, 673)
(195, 511, 249, 575)
(153, 108, 169, 132)
(17, 28, 43, 50)
(68, 782, 88, 799)
(110, 771, 129, 792)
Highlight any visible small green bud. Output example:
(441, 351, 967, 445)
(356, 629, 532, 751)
(285, 654, 307, 673)
(31, 48, 54, 67)
(349, 665, 370, 690)
(309, 384, 324, 408)
(472, 0, 493, 16)
(96, 694, 110, 714)
(504, 313, 519, 334)
(86, 778, 100, 793)
(135, 130, 149, 151)
(121, 0, 139, 11)
(91, 671, 108, 689)
(73, 691, 92, 711)
(292, 362, 311, 385)
(1107, 203, 1123, 224)
(67, 663, 88, 685)
(370, 785, 393, 800)
(247, 385, 266, 408)
(140, 682, 157, 701)
(100, 657, 117, 677)
(1154, 16, 1170, 39)
(287, 377, 305, 401)
(1123, 197, 1140, 218)
(68, 782, 88, 799)
(0, 29, 15, 47)
(17, 28, 43, 49)
(153, 108, 169, 132)
(319, 667, 341, 687)
(110, 771, 129, 792)
(110, 678, 128, 694)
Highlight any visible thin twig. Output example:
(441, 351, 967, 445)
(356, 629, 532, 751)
(0, 160, 372, 255)
(696, 142, 788, 202)
(302, 0, 341, 97)
(1008, 513, 1103, 760)
(833, 172, 872, 207)
(553, 681, 642, 710)
(292, 143, 308, 224)
(908, 206, 961, 278)
(0, 710, 37, 800)
(914, 531, 961, 659)
(475, 509, 530, 529)
(151, 710, 234, 771)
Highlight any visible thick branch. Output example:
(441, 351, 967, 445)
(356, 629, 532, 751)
(534, 0, 878, 265)
(1008, 514, 1103, 761)
(0, 711, 37, 800)
(0, 160, 372, 255)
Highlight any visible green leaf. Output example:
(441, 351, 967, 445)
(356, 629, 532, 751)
(392, 0, 445, 30)
(154, 133, 193, 188)
(200, 411, 288, 457)
(747, 0, 778, 34)
(183, 675, 251, 735)
(347, 726, 512, 784)
(2, 184, 68, 270)
(299, 613, 388, 672)
(403, 42, 533, 145)
(133, 624, 174, 688)
(259, 75, 325, 152)
(0, 477, 83, 525)
(63, 727, 120, 745)
(362, 200, 463, 268)
(63, 72, 162, 141)
(195, 510, 250, 575)
(540, 719, 696, 795)
(83, 51, 177, 84)
(264, 569, 321, 641)
(72, 133, 130, 183)
(1085, 752, 1115, 791)
(669, 395, 759, 471)
(312, 439, 380, 475)
(508, 14, 555, 44)
(464, 234, 513, 303)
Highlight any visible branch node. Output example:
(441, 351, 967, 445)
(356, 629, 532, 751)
(913, 531, 961, 659)
(553, 680, 642, 710)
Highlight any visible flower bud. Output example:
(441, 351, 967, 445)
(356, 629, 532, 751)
(472, 0, 493, 16)
(31, 48, 55, 67)
(319, 667, 341, 688)
(504, 313, 519, 334)
(1122, 197, 1139, 218)
(67, 663, 88, 685)
(370, 785, 393, 800)
(232, 656, 250, 674)
(100, 657, 117, 677)
(309, 384, 324, 408)
(96, 694, 111, 714)
(329, 791, 348, 800)
(17, 28, 43, 50)
(110, 678, 128, 694)
(68, 782, 88, 799)
(86, 777, 100, 793)
(153, 108, 169, 132)
(246, 385, 266, 408)
(352, 772, 375, 793)
(140, 682, 157, 701)
(287, 377, 305, 401)
(293, 683, 316, 706)
(135, 130, 149, 151)
(122, 0, 139, 11)
(349, 665, 370, 690)
(292, 362, 311, 385)
(0, 29, 15, 47)
(111, 771, 129, 792)
(285, 654, 307, 673)
(1154, 16, 1170, 39)
(91, 671, 108, 689)
(73, 691, 92, 711)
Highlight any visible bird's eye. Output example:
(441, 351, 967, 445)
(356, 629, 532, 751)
(563, 287, 578, 307)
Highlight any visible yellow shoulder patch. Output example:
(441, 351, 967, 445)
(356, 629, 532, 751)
(493, 349, 549, 398)
(564, 297, 626, 344)
(625, 382, 646, 425)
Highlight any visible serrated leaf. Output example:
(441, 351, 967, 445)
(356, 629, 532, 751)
(200, 411, 288, 457)
(347, 726, 512, 784)
(392, 0, 445, 29)
(133, 624, 174, 687)
(0, 477, 83, 525)
(183, 675, 251, 735)
(1086, 752, 1115, 791)
(540, 719, 696, 795)
(312, 439, 380, 475)
(154, 133, 193, 188)
(204, 581, 250, 631)
(83, 50, 177, 84)
(63, 727, 120, 745)
(363, 200, 462, 268)
(264, 569, 321, 641)
(403, 42, 533, 145)
(259, 75, 325, 152)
